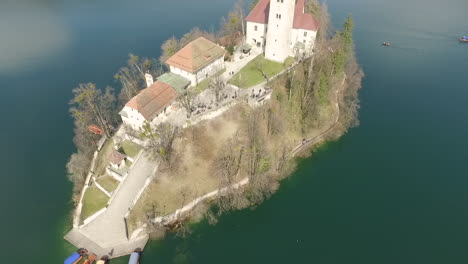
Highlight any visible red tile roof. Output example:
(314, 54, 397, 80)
(294, 0, 319, 31)
(245, 0, 270, 24)
(166, 37, 226, 73)
(245, 0, 318, 31)
(125, 80, 177, 121)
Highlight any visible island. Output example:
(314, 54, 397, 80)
(64, 0, 363, 259)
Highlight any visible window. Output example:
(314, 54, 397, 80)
(254, 25, 258, 31)
(304, 31, 308, 37)
(276, 14, 281, 19)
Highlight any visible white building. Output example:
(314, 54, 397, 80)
(166, 37, 226, 87)
(119, 73, 190, 131)
(246, 0, 319, 62)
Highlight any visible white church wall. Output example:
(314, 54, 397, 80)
(246, 21, 267, 48)
(194, 57, 225, 85)
(120, 106, 146, 131)
(290, 28, 317, 57)
(169, 66, 197, 87)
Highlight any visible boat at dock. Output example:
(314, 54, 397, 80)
(96, 255, 109, 264)
(128, 248, 142, 264)
(83, 254, 97, 264)
(64, 248, 88, 264)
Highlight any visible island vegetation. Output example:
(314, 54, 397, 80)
(66, 0, 363, 240)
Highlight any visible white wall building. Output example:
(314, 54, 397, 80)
(166, 37, 226, 87)
(119, 77, 180, 131)
(246, 0, 319, 62)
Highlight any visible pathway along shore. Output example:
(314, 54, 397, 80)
(291, 75, 347, 157)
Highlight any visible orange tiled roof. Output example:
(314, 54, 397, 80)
(165, 37, 226, 73)
(293, 0, 319, 31)
(125, 80, 177, 121)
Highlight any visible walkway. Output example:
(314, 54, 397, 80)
(221, 47, 262, 81)
(291, 75, 347, 156)
(65, 154, 158, 258)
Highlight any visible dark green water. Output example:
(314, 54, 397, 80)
(1, 0, 467, 263)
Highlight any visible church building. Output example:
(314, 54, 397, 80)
(246, 0, 319, 63)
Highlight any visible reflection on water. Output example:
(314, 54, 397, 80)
(0, 10, 69, 73)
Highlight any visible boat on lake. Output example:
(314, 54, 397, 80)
(128, 248, 142, 264)
(460, 36, 468, 43)
(382, 42, 391, 46)
(64, 248, 88, 264)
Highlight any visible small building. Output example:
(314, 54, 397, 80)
(166, 37, 226, 87)
(119, 75, 187, 130)
(109, 149, 127, 169)
(245, 0, 319, 62)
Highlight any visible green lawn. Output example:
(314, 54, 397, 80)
(96, 175, 120, 193)
(94, 138, 114, 177)
(125, 160, 133, 167)
(120, 140, 142, 158)
(81, 184, 108, 222)
(229, 55, 295, 88)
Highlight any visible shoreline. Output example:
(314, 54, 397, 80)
(64, 2, 362, 259)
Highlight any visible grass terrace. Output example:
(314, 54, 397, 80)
(120, 140, 142, 158)
(81, 184, 109, 222)
(229, 55, 295, 88)
(94, 138, 114, 177)
(96, 175, 120, 193)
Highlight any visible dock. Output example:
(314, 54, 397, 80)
(65, 228, 148, 259)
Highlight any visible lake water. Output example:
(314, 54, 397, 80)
(1, 0, 467, 263)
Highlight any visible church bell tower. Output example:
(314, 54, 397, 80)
(264, 0, 295, 62)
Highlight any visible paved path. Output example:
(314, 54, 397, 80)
(65, 154, 158, 258)
(221, 47, 262, 81)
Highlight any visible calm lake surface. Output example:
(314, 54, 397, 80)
(1, 0, 468, 263)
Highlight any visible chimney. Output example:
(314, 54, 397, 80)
(145, 73, 154, 87)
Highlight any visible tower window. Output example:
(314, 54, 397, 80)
(254, 25, 258, 31)
(304, 31, 308, 37)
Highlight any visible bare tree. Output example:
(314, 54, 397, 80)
(140, 122, 179, 165)
(177, 89, 198, 117)
(221, 0, 246, 36)
(208, 76, 226, 106)
(70, 83, 116, 138)
(115, 54, 163, 103)
(254, 58, 269, 82)
(213, 135, 243, 187)
(160, 36, 179, 64)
